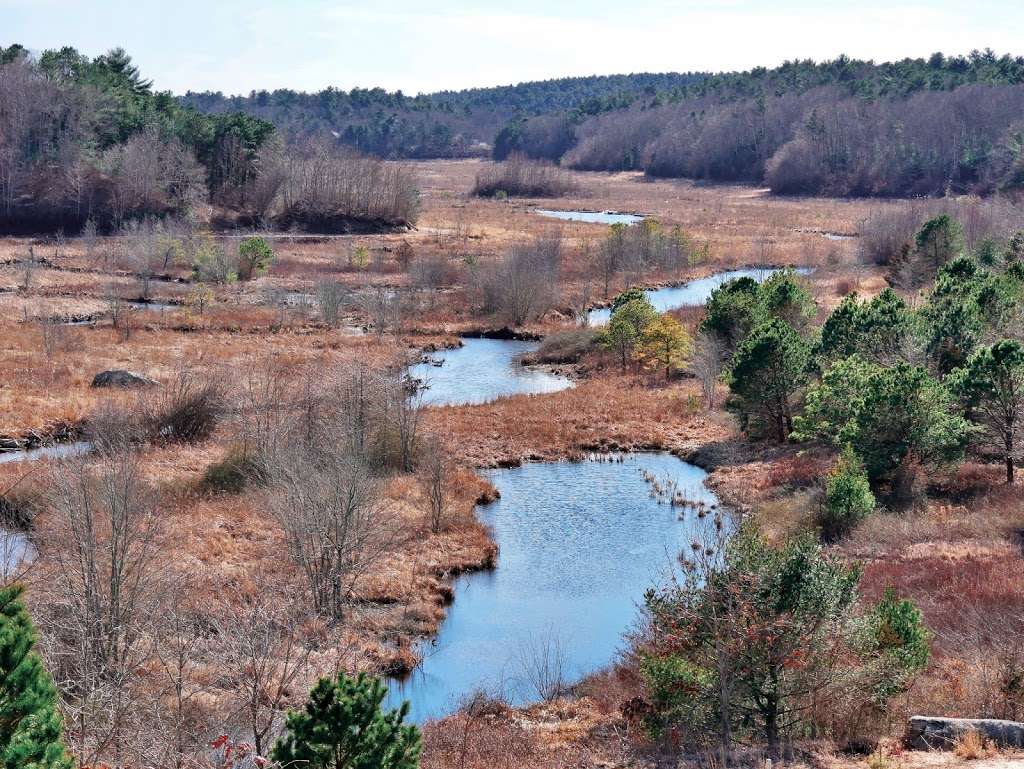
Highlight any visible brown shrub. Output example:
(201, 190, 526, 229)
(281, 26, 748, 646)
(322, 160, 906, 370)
(765, 452, 831, 490)
(473, 155, 577, 199)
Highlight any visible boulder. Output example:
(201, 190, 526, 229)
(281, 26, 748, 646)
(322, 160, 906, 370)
(905, 716, 1024, 750)
(91, 370, 159, 389)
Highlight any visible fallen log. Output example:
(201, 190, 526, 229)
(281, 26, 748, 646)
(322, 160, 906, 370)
(905, 716, 1024, 750)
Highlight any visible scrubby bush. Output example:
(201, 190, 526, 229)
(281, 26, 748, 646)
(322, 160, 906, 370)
(200, 446, 265, 494)
(527, 329, 599, 364)
(479, 233, 561, 325)
(819, 446, 875, 540)
(144, 371, 226, 445)
(472, 155, 576, 198)
(271, 140, 420, 231)
(191, 238, 237, 284)
(237, 236, 274, 280)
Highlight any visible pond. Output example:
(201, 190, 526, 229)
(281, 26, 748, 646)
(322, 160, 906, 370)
(385, 452, 723, 722)
(408, 338, 573, 406)
(535, 209, 644, 226)
(587, 266, 812, 325)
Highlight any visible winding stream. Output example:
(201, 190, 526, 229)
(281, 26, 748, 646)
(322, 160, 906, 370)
(386, 453, 722, 722)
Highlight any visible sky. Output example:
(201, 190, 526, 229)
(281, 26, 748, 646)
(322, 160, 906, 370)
(4, 0, 1023, 96)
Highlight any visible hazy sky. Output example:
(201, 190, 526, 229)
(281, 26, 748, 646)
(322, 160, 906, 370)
(4, 0, 1022, 95)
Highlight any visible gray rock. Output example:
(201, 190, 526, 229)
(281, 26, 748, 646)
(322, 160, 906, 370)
(905, 716, 1024, 750)
(90, 370, 159, 389)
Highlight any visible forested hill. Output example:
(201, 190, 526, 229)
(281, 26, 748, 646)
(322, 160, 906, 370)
(179, 72, 707, 159)
(503, 51, 1024, 197)
(180, 51, 1024, 198)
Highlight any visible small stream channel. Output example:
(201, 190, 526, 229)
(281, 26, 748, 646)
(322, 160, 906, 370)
(535, 209, 645, 226)
(587, 266, 812, 325)
(0, 441, 92, 575)
(385, 453, 723, 722)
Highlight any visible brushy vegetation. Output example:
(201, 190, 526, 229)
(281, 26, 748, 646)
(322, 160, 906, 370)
(472, 155, 577, 198)
(0, 45, 420, 235)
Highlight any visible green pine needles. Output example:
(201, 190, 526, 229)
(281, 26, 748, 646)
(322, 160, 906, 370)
(273, 672, 421, 769)
(0, 584, 72, 769)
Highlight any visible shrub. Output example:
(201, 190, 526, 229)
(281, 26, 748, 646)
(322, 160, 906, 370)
(479, 233, 561, 325)
(237, 236, 274, 280)
(200, 446, 265, 494)
(953, 729, 996, 760)
(819, 446, 875, 540)
(191, 238, 237, 284)
(272, 140, 420, 231)
(472, 154, 576, 198)
(527, 329, 599, 364)
(145, 371, 225, 444)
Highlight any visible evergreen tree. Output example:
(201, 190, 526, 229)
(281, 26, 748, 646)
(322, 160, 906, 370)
(727, 318, 810, 441)
(700, 277, 760, 354)
(950, 339, 1024, 482)
(636, 314, 692, 379)
(600, 296, 656, 369)
(914, 214, 964, 277)
(272, 673, 420, 769)
(0, 584, 72, 769)
(819, 445, 875, 540)
(795, 357, 972, 484)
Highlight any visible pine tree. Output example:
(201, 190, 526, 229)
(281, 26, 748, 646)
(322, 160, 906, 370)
(0, 584, 72, 769)
(272, 672, 420, 769)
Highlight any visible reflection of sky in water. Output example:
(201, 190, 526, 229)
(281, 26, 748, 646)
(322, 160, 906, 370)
(588, 267, 812, 324)
(535, 209, 644, 225)
(408, 338, 572, 406)
(386, 453, 723, 723)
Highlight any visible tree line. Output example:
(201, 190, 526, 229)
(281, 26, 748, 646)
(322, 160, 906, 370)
(181, 72, 706, 159)
(501, 51, 1024, 197)
(0, 44, 419, 234)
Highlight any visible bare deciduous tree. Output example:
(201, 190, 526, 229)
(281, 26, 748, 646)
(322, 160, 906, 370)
(419, 434, 450, 534)
(315, 280, 348, 328)
(214, 590, 311, 757)
(691, 330, 727, 409)
(39, 444, 159, 767)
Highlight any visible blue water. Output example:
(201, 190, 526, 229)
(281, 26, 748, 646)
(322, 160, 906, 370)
(0, 441, 92, 465)
(587, 267, 812, 325)
(408, 338, 572, 406)
(0, 441, 92, 573)
(535, 209, 644, 226)
(385, 453, 722, 722)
